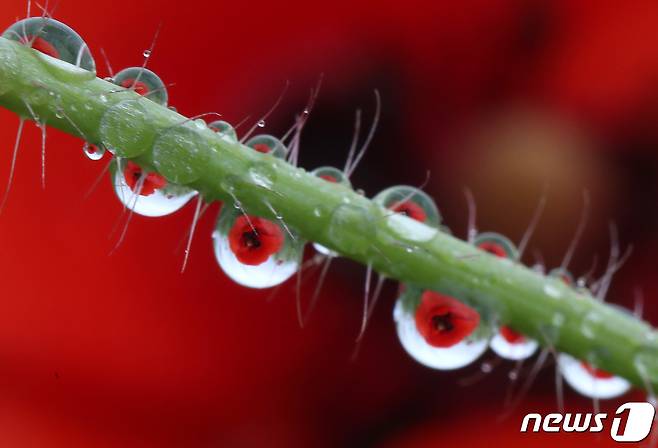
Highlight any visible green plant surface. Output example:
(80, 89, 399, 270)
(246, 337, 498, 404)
(0, 36, 656, 391)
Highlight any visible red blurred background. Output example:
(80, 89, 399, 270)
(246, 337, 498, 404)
(1, 0, 658, 446)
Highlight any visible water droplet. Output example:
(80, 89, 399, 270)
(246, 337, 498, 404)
(543, 282, 563, 300)
(111, 159, 196, 217)
(581, 311, 604, 340)
(143, 49, 151, 58)
(113, 67, 168, 106)
(373, 185, 441, 227)
(99, 94, 108, 103)
(54, 109, 63, 119)
(311, 166, 351, 188)
(213, 206, 302, 289)
(481, 362, 493, 373)
(508, 370, 519, 380)
(152, 123, 213, 185)
(100, 99, 157, 158)
(245, 135, 286, 158)
(312, 242, 335, 257)
(208, 120, 238, 142)
(558, 353, 630, 399)
(393, 292, 489, 370)
(327, 204, 376, 257)
(490, 326, 539, 360)
(3, 18, 96, 80)
(257, 119, 265, 128)
(82, 142, 105, 161)
(473, 232, 518, 259)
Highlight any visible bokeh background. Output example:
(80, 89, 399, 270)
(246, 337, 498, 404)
(0, 0, 657, 446)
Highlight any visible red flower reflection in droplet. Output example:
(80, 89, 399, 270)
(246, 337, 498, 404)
(228, 215, 284, 266)
(20, 36, 60, 58)
(120, 78, 150, 96)
(478, 242, 507, 258)
(499, 325, 526, 344)
(123, 161, 167, 196)
(415, 291, 480, 348)
(390, 200, 427, 222)
(581, 361, 614, 379)
(252, 143, 271, 154)
(319, 174, 338, 183)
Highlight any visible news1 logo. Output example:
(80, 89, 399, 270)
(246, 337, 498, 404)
(521, 402, 656, 442)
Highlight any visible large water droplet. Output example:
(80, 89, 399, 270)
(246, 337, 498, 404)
(100, 99, 156, 158)
(3, 18, 96, 80)
(393, 292, 489, 370)
(152, 123, 213, 185)
(113, 67, 168, 106)
(111, 159, 196, 217)
(213, 206, 302, 288)
(558, 353, 630, 399)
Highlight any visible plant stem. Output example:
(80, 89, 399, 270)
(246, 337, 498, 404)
(0, 37, 656, 390)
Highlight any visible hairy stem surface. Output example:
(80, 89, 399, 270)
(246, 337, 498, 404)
(0, 37, 656, 390)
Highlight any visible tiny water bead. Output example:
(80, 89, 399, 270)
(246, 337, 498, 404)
(394, 290, 490, 370)
(113, 67, 168, 106)
(373, 185, 440, 226)
(111, 160, 197, 217)
(245, 135, 287, 158)
(558, 354, 631, 399)
(3, 18, 95, 72)
(208, 120, 238, 142)
(82, 142, 105, 161)
(213, 206, 303, 289)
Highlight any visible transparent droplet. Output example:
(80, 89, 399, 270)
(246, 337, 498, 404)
(257, 119, 265, 128)
(473, 232, 518, 259)
(490, 326, 539, 360)
(82, 142, 105, 161)
(208, 120, 238, 142)
(373, 185, 441, 227)
(311, 166, 351, 188)
(549, 267, 574, 286)
(213, 206, 303, 289)
(327, 204, 376, 257)
(311, 166, 351, 256)
(3, 18, 95, 76)
(245, 134, 286, 158)
(143, 49, 151, 58)
(393, 290, 490, 370)
(558, 353, 631, 399)
(113, 67, 168, 106)
(111, 159, 197, 217)
(373, 185, 441, 244)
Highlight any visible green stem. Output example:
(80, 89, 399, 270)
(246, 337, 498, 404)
(0, 37, 656, 391)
